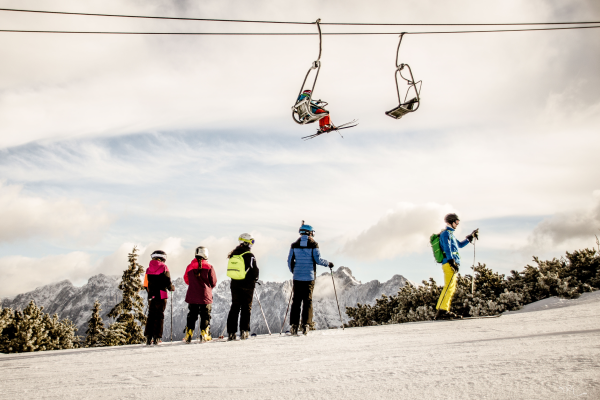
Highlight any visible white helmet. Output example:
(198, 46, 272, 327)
(195, 246, 209, 260)
(238, 233, 255, 247)
(151, 250, 167, 262)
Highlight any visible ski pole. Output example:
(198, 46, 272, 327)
(330, 267, 345, 330)
(471, 239, 477, 294)
(170, 289, 174, 342)
(280, 282, 294, 335)
(254, 283, 271, 335)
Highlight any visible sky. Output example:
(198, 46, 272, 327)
(1, 0, 599, 298)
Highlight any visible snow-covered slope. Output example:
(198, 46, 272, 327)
(1, 288, 598, 399)
(2, 267, 409, 338)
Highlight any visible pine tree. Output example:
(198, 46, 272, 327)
(85, 300, 106, 347)
(0, 306, 15, 353)
(108, 246, 147, 344)
(9, 301, 48, 352)
(101, 322, 127, 347)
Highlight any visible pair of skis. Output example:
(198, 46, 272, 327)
(301, 119, 359, 140)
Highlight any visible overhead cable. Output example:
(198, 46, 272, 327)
(1, 7, 599, 26)
(1, 25, 600, 35)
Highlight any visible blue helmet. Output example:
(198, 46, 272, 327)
(299, 224, 314, 235)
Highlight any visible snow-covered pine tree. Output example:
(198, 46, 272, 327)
(10, 301, 48, 352)
(0, 306, 15, 353)
(108, 246, 147, 344)
(85, 300, 106, 347)
(101, 322, 127, 346)
(47, 314, 79, 350)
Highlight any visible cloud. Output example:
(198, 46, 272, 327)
(0, 252, 94, 298)
(0, 235, 245, 298)
(341, 202, 455, 261)
(528, 190, 600, 248)
(0, 181, 113, 244)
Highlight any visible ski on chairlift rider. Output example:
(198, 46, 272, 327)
(297, 89, 336, 134)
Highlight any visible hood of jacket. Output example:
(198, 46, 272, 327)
(147, 259, 168, 275)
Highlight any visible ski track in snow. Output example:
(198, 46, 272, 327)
(1, 292, 599, 400)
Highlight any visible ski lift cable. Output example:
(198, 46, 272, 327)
(1, 25, 600, 35)
(1, 7, 599, 26)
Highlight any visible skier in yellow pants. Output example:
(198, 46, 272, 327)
(434, 213, 478, 320)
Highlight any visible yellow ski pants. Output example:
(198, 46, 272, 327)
(436, 262, 458, 311)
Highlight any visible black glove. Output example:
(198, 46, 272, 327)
(466, 229, 479, 243)
(328, 262, 334, 269)
(449, 259, 459, 272)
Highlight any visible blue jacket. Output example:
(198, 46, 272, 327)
(440, 227, 470, 266)
(287, 235, 329, 281)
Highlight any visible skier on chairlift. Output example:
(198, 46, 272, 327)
(296, 90, 336, 134)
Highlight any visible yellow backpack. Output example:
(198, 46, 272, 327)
(227, 252, 250, 280)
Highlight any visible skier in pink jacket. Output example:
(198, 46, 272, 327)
(143, 250, 174, 345)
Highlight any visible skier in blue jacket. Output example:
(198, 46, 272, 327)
(435, 213, 478, 320)
(287, 222, 333, 335)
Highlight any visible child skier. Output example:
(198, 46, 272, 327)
(226, 233, 259, 341)
(434, 214, 479, 320)
(297, 90, 336, 133)
(183, 246, 217, 343)
(287, 222, 334, 335)
(143, 250, 175, 345)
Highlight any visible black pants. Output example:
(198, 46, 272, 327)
(227, 286, 254, 334)
(290, 280, 315, 327)
(144, 298, 167, 338)
(186, 304, 212, 332)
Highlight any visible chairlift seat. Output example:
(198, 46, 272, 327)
(386, 97, 419, 120)
(292, 97, 329, 125)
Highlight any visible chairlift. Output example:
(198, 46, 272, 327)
(292, 19, 329, 126)
(385, 33, 422, 120)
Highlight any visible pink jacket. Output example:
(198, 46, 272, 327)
(143, 260, 174, 300)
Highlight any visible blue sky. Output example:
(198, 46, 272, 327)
(1, 0, 599, 297)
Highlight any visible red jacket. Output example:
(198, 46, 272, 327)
(184, 258, 217, 304)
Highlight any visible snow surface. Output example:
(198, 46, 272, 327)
(1, 293, 599, 400)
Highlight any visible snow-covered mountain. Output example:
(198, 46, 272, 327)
(1, 267, 409, 340)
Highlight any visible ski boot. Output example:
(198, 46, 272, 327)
(317, 124, 336, 134)
(302, 324, 310, 336)
(145, 336, 152, 346)
(290, 324, 299, 336)
(152, 337, 162, 345)
(240, 331, 250, 340)
(227, 333, 237, 341)
(434, 310, 460, 320)
(184, 328, 194, 344)
(200, 326, 212, 342)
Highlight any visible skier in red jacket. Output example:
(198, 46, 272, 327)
(183, 246, 217, 343)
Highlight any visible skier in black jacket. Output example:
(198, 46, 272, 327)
(226, 233, 259, 341)
(143, 250, 175, 345)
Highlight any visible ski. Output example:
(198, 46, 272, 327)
(450, 315, 501, 321)
(302, 120, 359, 140)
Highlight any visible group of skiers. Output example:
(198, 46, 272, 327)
(142, 223, 333, 345)
(142, 215, 477, 345)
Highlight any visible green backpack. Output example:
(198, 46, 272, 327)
(227, 251, 250, 280)
(430, 232, 446, 263)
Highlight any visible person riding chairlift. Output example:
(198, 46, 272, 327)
(297, 90, 336, 133)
